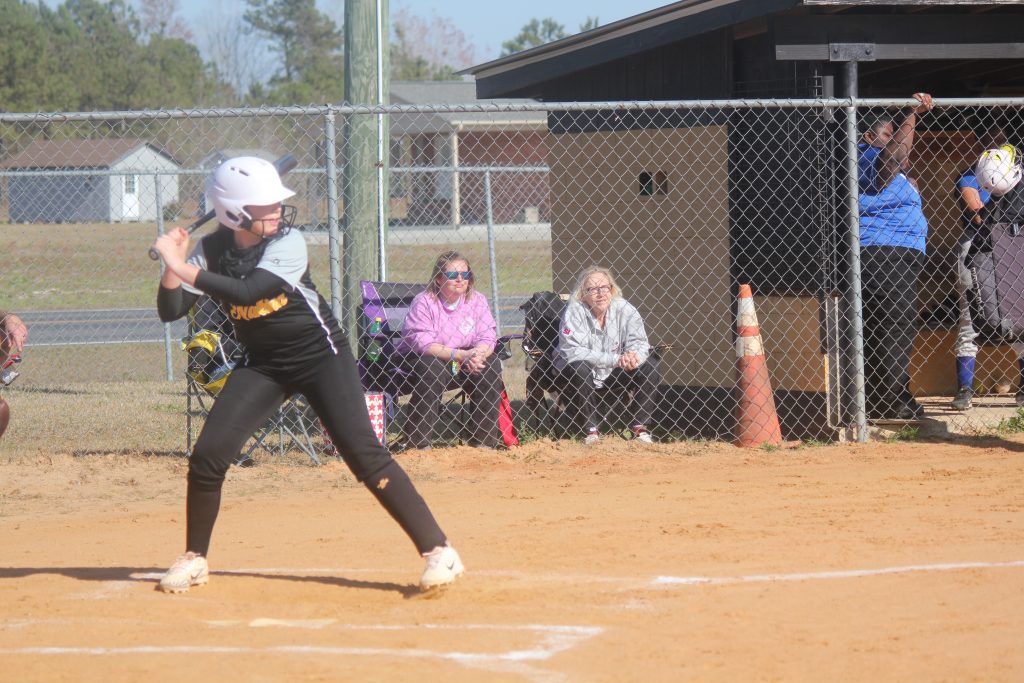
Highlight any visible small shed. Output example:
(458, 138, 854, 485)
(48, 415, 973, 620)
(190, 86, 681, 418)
(389, 80, 549, 226)
(1, 139, 181, 223)
(463, 0, 1024, 438)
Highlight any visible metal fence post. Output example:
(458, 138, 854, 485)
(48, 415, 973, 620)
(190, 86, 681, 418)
(376, 0, 388, 280)
(155, 174, 173, 382)
(324, 106, 343, 324)
(483, 170, 501, 331)
(842, 63, 868, 442)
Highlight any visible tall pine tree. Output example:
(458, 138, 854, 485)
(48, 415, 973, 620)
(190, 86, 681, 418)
(243, 0, 344, 104)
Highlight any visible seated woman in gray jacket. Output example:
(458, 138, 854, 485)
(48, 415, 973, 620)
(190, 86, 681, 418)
(554, 266, 659, 445)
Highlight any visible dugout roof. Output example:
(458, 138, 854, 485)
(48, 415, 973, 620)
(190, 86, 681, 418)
(462, 0, 1024, 100)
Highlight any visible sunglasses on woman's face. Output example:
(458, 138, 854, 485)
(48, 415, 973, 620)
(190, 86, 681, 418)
(444, 271, 472, 280)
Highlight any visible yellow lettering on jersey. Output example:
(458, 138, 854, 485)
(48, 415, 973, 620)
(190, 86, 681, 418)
(229, 293, 288, 321)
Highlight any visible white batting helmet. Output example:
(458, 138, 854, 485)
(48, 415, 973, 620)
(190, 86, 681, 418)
(975, 145, 1023, 197)
(208, 156, 296, 230)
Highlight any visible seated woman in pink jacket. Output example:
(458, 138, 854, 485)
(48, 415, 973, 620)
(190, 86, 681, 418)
(397, 250, 503, 450)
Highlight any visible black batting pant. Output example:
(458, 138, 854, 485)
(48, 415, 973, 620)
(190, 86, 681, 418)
(187, 346, 447, 557)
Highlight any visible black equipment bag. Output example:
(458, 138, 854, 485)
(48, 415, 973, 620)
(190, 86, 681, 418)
(969, 182, 1024, 343)
(520, 291, 566, 358)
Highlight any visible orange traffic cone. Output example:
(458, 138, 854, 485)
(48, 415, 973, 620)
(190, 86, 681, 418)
(734, 284, 782, 448)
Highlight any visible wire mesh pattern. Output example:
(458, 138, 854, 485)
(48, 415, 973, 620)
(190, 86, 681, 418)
(1, 98, 1022, 459)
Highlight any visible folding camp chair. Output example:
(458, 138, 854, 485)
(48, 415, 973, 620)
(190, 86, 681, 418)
(183, 295, 325, 465)
(357, 279, 521, 447)
(357, 280, 428, 404)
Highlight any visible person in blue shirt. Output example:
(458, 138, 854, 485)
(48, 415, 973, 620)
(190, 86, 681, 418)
(948, 124, 1024, 410)
(858, 92, 934, 421)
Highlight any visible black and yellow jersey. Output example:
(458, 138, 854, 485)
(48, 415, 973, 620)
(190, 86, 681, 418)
(166, 228, 346, 373)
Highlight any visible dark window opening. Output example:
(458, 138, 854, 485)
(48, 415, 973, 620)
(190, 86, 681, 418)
(639, 172, 653, 196)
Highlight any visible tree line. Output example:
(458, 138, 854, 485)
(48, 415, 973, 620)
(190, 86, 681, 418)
(0, 0, 598, 113)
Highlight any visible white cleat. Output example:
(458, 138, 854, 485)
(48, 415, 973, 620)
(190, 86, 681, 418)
(157, 551, 209, 593)
(420, 545, 465, 590)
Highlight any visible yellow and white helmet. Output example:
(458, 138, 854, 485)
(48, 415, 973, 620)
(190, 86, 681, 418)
(975, 144, 1023, 197)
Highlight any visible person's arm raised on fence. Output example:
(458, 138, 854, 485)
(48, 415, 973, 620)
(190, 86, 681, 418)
(877, 92, 934, 189)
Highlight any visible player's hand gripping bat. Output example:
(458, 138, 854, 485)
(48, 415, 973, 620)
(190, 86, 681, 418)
(148, 153, 298, 260)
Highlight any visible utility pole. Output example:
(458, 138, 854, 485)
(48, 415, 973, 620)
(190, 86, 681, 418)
(343, 0, 389, 343)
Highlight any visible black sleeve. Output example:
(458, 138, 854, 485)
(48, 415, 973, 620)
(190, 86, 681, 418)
(157, 285, 200, 322)
(194, 268, 291, 306)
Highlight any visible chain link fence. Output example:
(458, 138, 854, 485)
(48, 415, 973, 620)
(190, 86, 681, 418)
(1, 98, 1022, 459)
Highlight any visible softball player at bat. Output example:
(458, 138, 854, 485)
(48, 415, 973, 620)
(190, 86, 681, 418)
(151, 156, 463, 593)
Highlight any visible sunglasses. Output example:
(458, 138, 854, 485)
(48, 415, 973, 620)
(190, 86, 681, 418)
(585, 285, 612, 295)
(444, 271, 472, 280)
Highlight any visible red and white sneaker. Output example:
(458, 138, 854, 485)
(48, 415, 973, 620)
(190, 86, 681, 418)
(632, 426, 654, 444)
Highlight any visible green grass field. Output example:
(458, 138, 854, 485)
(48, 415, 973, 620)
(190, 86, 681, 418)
(0, 223, 553, 311)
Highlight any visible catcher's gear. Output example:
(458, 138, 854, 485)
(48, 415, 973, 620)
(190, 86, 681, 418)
(976, 145, 1023, 197)
(0, 355, 20, 386)
(184, 330, 235, 396)
(0, 397, 8, 438)
(208, 156, 296, 231)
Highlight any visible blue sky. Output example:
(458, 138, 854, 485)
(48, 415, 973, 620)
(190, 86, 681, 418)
(173, 0, 670, 62)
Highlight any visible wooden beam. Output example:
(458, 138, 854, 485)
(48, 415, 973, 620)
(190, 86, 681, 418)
(802, 0, 1013, 5)
(775, 14, 1024, 60)
(343, 0, 389, 340)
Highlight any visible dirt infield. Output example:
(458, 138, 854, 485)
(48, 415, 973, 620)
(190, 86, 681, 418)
(2, 436, 1023, 682)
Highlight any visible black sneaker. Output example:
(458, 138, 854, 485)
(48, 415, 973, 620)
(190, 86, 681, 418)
(950, 386, 974, 411)
(896, 401, 925, 421)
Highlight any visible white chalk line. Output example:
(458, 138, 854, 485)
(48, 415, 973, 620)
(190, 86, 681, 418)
(208, 618, 337, 629)
(8, 561, 1023, 681)
(654, 559, 1024, 586)
(0, 623, 605, 674)
(130, 559, 1024, 590)
(130, 568, 388, 580)
(72, 581, 132, 601)
(129, 568, 640, 583)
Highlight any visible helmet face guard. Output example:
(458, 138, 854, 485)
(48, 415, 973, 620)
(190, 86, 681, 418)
(208, 156, 297, 231)
(278, 204, 298, 230)
(976, 145, 1023, 197)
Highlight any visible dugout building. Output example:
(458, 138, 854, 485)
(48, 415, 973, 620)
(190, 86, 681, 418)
(462, 0, 1024, 439)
